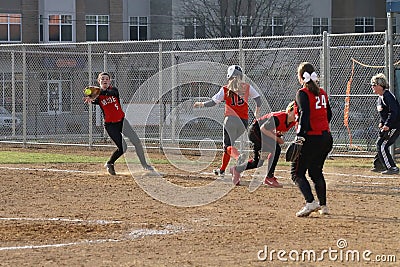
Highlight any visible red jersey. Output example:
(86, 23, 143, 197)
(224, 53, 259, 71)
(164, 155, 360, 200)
(96, 87, 125, 123)
(223, 83, 250, 119)
(257, 111, 295, 135)
(295, 88, 330, 135)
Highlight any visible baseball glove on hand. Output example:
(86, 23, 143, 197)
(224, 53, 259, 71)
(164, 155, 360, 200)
(285, 137, 304, 162)
(83, 86, 101, 100)
(379, 129, 390, 140)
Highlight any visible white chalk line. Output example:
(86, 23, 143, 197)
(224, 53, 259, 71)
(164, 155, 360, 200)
(0, 239, 121, 251)
(0, 166, 96, 174)
(0, 222, 186, 252)
(0, 217, 122, 224)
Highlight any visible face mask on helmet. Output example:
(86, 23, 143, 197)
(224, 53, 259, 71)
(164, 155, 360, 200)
(227, 65, 243, 80)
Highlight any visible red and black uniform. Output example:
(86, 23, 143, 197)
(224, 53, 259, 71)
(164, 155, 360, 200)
(291, 87, 333, 206)
(93, 86, 150, 168)
(205, 82, 261, 173)
(236, 111, 295, 178)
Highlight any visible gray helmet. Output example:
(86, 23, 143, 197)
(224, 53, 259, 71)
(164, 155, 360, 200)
(227, 65, 243, 80)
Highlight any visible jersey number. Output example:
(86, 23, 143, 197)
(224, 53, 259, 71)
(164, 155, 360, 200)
(315, 95, 327, 109)
(231, 95, 245, 106)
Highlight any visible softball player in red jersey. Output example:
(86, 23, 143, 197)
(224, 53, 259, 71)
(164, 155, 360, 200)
(194, 65, 261, 180)
(291, 62, 333, 217)
(230, 102, 296, 186)
(84, 72, 153, 175)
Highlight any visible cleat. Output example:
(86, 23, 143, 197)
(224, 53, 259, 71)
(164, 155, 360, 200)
(229, 166, 241, 186)
(104, 163, 116, 175)
(296, 200, 320, 217)
(381, 166, 399, 175)
(263, 176, 283, 188)
(143, 165, 154, 171)
(319, 205, 329, 215)
(213, 168, 225, 176)
(371, 167, 385, 172)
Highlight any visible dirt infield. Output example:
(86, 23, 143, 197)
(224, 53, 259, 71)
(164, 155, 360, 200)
(0, 145, 399, 266)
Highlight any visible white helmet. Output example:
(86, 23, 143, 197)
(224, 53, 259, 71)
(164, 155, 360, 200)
(226, 65, 243, 80)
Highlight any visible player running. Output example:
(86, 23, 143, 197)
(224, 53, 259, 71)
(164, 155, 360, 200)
(194, 65, 261, 179)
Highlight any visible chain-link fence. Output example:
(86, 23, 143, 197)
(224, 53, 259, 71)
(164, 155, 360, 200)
(0, 32, 396, 156)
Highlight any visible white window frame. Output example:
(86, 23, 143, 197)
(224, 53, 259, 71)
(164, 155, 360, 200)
(184, 18, 205, 39)
(312, 17, 329, 35)
(0, 13, 22, 42)
(86, 15, 109, 41)
(129, 16, 148, 41)
(355, 17, 374, 33)
(264, 17, 284, 36)
(355, 17, 374, 42)
(48, 14, 73, 42)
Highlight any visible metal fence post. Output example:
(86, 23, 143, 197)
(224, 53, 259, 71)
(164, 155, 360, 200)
(11, 51, 16, 137)
(22, 47, 27, 147)
(158, 40, 163, 151)
(322, 31, 330, 94)
(88, 44, 93, 148)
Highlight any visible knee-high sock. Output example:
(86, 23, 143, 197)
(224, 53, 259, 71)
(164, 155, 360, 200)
(220, 152, 231, 171)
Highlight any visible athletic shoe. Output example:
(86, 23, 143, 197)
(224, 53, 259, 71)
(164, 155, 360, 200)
(371, 167, 385, 172)
(381, 166, 399, 175)
(229, 166, 241, 186)
(105, 163, 116, 175)
(319, 205, 329, 215)
(143, 165, 154, 171)
(213, 168, 225, 176)
(296, 200, 320, 217)
(263, 176, 283, 188)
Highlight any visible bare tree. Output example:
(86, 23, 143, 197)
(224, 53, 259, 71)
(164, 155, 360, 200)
(177, 0, 311, 39)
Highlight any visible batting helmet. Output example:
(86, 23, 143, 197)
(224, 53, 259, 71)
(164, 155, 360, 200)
(227, 65, 243, 80)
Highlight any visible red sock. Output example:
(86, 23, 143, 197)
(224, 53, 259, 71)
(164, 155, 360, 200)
(220, 152, 230, 171)
(227, 146, 239, 160)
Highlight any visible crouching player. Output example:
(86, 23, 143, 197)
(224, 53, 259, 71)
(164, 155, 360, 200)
(230, 102, 296, 187)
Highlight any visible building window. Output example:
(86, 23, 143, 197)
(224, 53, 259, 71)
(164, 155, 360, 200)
(313, 18, 329, 35)
(263, 17, 284, 36)
(355, 17, 374, 33)
(229, 16, 251, 37)
(39, 15, 43, 42)
(86, 15, 109, 41)
(0, 13, 21, 42)
(130, 17, 148, 41)
(355, 17, 374, 42)
(184, 18, 205, 39)
(49, 14, 73, 42)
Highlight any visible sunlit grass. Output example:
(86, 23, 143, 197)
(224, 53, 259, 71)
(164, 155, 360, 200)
(0, 151, 108, 164)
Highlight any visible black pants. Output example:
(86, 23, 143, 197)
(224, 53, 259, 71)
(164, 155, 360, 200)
(236, 126, 281, 178)
(104, 118, 148, 168)
(290, 131, 333, 205)
(374, 128, 400, 170)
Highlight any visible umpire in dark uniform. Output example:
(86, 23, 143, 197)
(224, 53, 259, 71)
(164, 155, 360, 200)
(370, 73, 400, 175)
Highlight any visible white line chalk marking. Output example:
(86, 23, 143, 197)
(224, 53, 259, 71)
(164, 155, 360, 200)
(0, 166, 96, 174)
(0, 217, 121, 224)
(0, 239, 120, 251)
